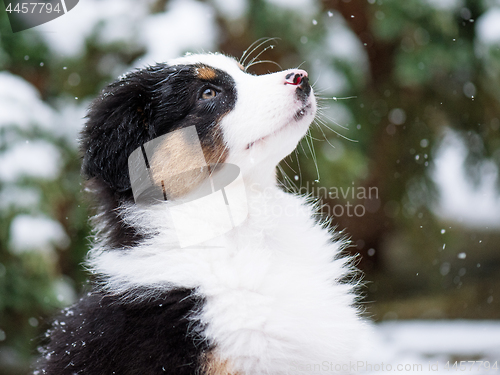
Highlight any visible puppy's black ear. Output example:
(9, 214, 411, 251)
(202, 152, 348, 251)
(81, 68, 162, 192)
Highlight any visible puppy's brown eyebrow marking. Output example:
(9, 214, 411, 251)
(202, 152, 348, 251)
(196, 66, 217, 80)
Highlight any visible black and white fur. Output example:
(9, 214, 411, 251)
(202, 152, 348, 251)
(35, 53, 366, 374)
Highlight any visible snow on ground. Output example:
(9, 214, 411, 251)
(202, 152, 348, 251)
(363, 320, 500, 374)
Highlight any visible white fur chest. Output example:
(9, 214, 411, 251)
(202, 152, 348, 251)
(88, 186, 364, 374)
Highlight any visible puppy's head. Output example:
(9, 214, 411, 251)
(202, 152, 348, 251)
(81, 53, 316, 199)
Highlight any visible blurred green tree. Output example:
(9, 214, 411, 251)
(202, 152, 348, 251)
(0, 0, 499, 373)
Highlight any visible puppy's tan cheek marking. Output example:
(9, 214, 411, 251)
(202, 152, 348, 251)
(200, 117, 229, 167)
(201, 351, 240, 375)
(149, 116, 229, 200)
(237, 62, 245, 71)
(149, 130, 209, 200)
(197, 66, 217, 80)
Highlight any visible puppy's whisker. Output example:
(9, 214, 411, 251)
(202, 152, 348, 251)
(280, 149, 303, 193)
(304, 128, 320, 181)
(281, 158, 298, 175)
(316, 95, 358, 101)
(296, 61, 306, 70)
(316, 111, 350, 131)
(294, 148, 303, 186)
(312, 118, 338, 149)
(277, 164, 297, 193)
(315, 118, 358, 143)
(240, 37, 272, 66)
(210, 141, 230, 176)
(245, 59, 283, 71)
(241, 37, 280, 68)
(306, 133, 324, 142)
(316, 105, 331, 112)
(311, 73, 322, 89)
(312, 83, 335, 92)
(245, 44, 278, 72)
(312, 89, 324, 98)
(299, 137, 308, 156)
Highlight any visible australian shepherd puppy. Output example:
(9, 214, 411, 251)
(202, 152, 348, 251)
(35, 53, 366, 374)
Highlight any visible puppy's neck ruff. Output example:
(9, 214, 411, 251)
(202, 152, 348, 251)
(87, 179, 364, 374)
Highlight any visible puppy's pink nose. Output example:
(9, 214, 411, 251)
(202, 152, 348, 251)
(284, 70, 308, 85)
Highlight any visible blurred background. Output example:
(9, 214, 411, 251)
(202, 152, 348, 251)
(1, 0, 500, 373)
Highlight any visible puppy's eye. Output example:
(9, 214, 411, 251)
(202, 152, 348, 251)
(200, 88, 217, 100)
